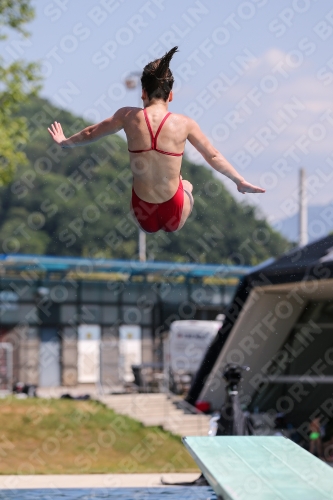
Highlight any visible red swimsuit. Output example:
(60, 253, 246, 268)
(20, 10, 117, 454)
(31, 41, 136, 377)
(129, 108, 184, 233)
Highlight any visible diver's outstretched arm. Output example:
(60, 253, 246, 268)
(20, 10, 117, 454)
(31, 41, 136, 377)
(187, 119, 265, 194)
(47, 108, 125, 148)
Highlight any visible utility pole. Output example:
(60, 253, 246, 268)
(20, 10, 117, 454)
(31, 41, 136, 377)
(299, 167, 308, 247)
(124, 71, 146, 262)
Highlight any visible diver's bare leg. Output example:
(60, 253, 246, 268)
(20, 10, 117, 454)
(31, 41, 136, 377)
(176, 179, 193, 231)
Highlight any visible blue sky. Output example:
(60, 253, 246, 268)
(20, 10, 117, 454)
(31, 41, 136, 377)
(3, 0, 333, 235)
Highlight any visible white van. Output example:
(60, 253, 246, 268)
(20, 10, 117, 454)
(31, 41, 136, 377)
(164, 319, 223, 394)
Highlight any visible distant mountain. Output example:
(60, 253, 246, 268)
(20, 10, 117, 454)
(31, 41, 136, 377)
(275, 204, 333, 244)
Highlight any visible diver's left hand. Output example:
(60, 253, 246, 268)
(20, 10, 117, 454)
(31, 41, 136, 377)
(237, 179, 266, 194)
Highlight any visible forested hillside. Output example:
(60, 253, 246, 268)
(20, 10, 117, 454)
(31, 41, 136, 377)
(0, 96, 290, 264)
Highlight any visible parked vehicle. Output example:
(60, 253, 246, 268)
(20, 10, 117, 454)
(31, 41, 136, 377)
(164, 319, 223, 394)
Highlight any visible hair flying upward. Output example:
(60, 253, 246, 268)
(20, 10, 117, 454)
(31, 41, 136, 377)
(141, 46, 178, 101)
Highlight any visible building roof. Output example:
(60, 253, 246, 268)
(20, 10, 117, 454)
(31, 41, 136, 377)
(253, 234, 333, 280)
(0, 254, 251, 281)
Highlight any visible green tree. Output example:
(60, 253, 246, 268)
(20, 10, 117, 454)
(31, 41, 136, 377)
(0, 0, 40, 185)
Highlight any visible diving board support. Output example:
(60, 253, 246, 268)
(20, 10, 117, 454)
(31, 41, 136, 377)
(183, 436, 333, 500)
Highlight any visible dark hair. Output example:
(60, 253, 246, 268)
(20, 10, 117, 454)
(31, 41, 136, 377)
(141, 46, 178, 101)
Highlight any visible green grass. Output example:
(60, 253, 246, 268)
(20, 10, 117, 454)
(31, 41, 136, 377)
(0, 397, 198, 474)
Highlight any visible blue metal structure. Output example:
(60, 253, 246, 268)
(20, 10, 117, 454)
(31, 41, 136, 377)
(0, 254, 251, 279)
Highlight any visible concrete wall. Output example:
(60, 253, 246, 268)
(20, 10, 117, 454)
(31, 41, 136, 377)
(62, 326, 77, 386)
(19, 327, 39, 385)
(0, 324, 155, 389)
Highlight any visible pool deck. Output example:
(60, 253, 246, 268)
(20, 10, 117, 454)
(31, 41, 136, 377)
(0, 473, 200, 489)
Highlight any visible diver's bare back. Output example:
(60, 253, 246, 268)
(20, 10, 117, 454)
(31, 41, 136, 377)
(123, 106, 188, 204)
(47, 45, 265, 233)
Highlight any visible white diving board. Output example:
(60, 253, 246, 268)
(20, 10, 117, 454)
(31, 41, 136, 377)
(183, 436, 333, 500)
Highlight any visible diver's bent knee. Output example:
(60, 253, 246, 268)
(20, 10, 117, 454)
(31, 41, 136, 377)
(182, 180, 193, 192)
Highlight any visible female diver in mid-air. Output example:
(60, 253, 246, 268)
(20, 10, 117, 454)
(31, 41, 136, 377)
(48, 47, 265, 233)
